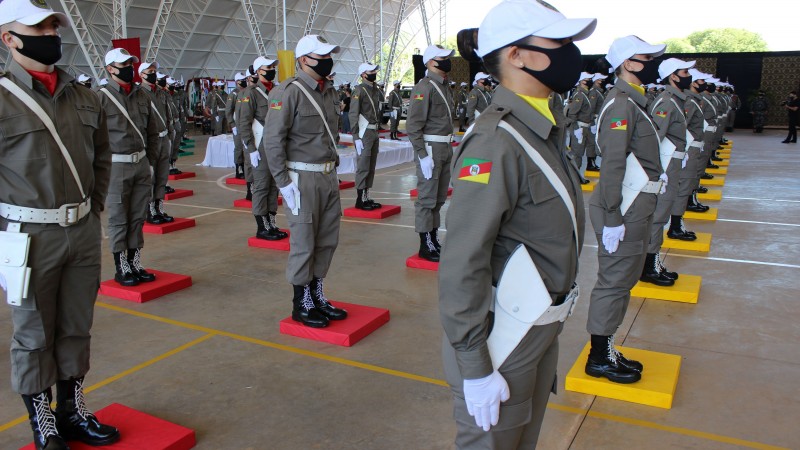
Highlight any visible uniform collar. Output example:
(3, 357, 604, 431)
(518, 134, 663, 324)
(8, 58, 74, 96)
(616, 81, 648, 107)
(297, 69, 329, 92)
(359, 81, 374, 90)
(106, 77, 136, 96)
(492, 85, 555, 141)
(427, 71, 447, 86)
(665, 84, 686, 100)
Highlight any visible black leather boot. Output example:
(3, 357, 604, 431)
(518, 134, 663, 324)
(245, 182, 253, 201)
(255, 215, 281, 240)
(355, 189, 377, 210)
(127, 249, 156, 282)
(687, 194, 709, 213)
(267, 212, 288, 240)
(586, 157, 600, 172)
(695, 185, 708, 194)
(165, 185, 175, 194)
(113, 251, 139, 286)
(291, 284, 329, 328)
(585, 335, 642, 384)
(364, 188, 382, 209)
(640, 253, 675, 286)
(418, 232, 440, 262)
(700, 172, 714, 180)
(655, 252, 678, 280)
(707, 161, 720, 169)
(157, 200, 174, 223)
(22, 388, 69, 450)
(146, 201, 165, 225)
(711, 154, 724, 162)
(55, 377, 120, 446)
(235, 164, 245, 179)
(431, 228, 442, 252)
(667, 215, 697, 241)
(311, 278, 347, 320)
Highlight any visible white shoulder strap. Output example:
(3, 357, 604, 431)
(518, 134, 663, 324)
(290, 81, 337, 149)
(254, 87, 269, 101)
(0, 77, 86, 199)
(100, 88, 146, 147)
(150, 101, 167, 129)
(497, 120, 580, 263)
(360, 85, 378, 118)
(428, 80, 453, 124)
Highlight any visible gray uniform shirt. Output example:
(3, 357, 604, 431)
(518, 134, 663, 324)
(566, 87, 593, 124)
(99, 78, 160, 163)
(466, 86, 491, 120)
(238, 83, 272, 154)
(209, 89, 228, 115)
(349, 81, 382, 137)
(649, 85, 687, 148)
(264, 70, 340, 189)
(589, 87, 605, 122)
(225, 87, 240, 125)
(406, 71, 454, 159)
(140, 84, 172, 136)
(439, 86, 585, 379)
(684, 91, 705, 141)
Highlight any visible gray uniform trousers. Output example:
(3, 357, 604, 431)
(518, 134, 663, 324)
(648, 157, 681, 253)
(107, 159, 151, 253)
(151, 136, 171, 200)
(390, 112, 400, 134)
(442, 321, 562, 449)
(414, 141, 452, 233)
(696, 129, 716, 187)
(283, 170, 341, 286)
(233, 130, 244, 165)
(251, 142, 279, 216)
(356, 128, 380, 190)
(672, 147, 699, 216)
(4, 213, 101, 394)
(569, 123, 589, 160)
(585, 129, 598, 158)
(243, 149, 254, 183)
(213, 111, 225, 136)
(170, 129, 180, 162)
(587, 193, 657, 335)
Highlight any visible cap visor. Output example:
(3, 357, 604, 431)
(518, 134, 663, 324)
(635, 42, 666, 57)
(536, 18, 597, 42)
(17, 11, 68, 26)
(314, 44, 341, 56)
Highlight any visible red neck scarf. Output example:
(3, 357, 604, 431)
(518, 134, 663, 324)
(261, 80, 273, 92)
(26, 69, 58, 96)
(120, 83, 132, 95)
(316, 79, 326, 92)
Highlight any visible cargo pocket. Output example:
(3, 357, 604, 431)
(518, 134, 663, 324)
(285, 210, 312, 224)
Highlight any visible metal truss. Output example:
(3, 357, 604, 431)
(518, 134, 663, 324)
(418, 0, 432, 46)
(241, 0, 267, 56)
(112, 0, 127, 39)
(144, 0, 175, 62)
(304, 0, 319, 35)
(382, 0, 408, 83)
(348, 0, 369, 62)
(439, 0, 447, 45)
(59, 0, 106, 80)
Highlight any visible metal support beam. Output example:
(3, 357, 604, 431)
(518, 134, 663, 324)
(304, 0, 319, 35)
(241, 0, 267, 56)
(439, 0, 447, 45)
(59, 0, 105, 80)
(418, 0, 432, 46)
(382, 0, 408, 83)
(173, 0, 214, 70)
(144, 0, 174, 62)
(348, 0, 369, 62)
(112, 0, 127, 39)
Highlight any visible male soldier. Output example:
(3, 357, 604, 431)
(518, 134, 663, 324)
(587, 36, 666, 384)
(235, 69, 256, 200)
(0, 2, 120, 448)
(728, 86, 740, 132)
(264, 35, 348, 328)
(585, 73, 606, 172)
(456, 81, 468, 131)
(548, 89, 566, 117)
(239, 56, 287, 241)
(227, 72, 246, 179)
(566, 72, 594, 183)
(645, 84, 658, 108)
(208, 81, 228, 136)
(377, 80, 387, 120)
(407, 44, 455, 262)
(693, 76, 719, 212)
(467, 72, 492, 123)
(99, 48, 160, 286)
(350, 62, 384, 211)
(388, 80, 403, 139)
(176, 80, 190, 142)
(641, 58, 696, 286)
(76, 73, 92, 88)
(165, 77, 183, 178)
(138, 63, 174, 226)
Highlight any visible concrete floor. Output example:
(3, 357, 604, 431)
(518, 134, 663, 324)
(1, 129, 799, 449)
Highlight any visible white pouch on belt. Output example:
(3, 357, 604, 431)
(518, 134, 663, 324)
(486, 244, 551, 371)
(252, 121, 264, 148)
(288, 170, 301, 216)
(620, 153, 648, 216)
(658, 137, 676, 172)
(358, 114, 369, 139)
(0, 230, 32, 307)
(685, 129, 695, 151)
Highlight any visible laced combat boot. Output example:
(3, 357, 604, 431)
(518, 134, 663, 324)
(667, 215, 697, 241)
(310, 278, 347, 320)
(127, 248, 156, 282)
(146, 201, 165, 225)
(21, 388, 69, 450)
(55, 377, 120, 446)
(291, 284, 329, 328)
(418, 232, 440, 262)
(157, 199, 174, 223)
(267, 212, 288, 239)
(355, 189, 377, 211)
(364, 188, 382, 209)
(113, 251, 139, 286)
(640, 253, 675, 286)
(585, 334, 642, 384)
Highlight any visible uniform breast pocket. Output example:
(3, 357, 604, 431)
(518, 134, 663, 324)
(0, 115, 47, 160)
(296, 107, 319, 134)
(527, 171, 565, 238)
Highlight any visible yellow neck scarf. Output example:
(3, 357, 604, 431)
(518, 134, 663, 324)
(517, 93, 556, 125)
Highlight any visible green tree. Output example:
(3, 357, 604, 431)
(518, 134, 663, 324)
(663, 37, 696, 53)
(687, 28, 769, 52)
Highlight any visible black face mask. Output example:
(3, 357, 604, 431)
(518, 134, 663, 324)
(705, 84, 715, 93)
(365, 73, 377, 82)
(262, 69, 276, 81)
(144, 72, 157, 84)
(168, 86, 175, 92)
(305, 56, 334, 78)
(250, 76, 258, 84)
(674, 74, 692, 90)
(629, 58, 660, 85)
(434, 58, 451, 73)
(113, 65, 135, 83)
(238, 80, 247, 88)
(9, 31, 62, 66)
(157, 78, 167, 87)
(516, 42, 583, 94)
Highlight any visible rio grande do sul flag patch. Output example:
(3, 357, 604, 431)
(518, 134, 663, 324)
(655, 110, 667, 118)
(413, 93, 424, 100)
(270, 100, 282, 110)
(458, 158, 492, 184)
(610, 118, 628, 130)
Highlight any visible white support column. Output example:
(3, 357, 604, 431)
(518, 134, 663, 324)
(241, 0, 267, 56)
(59, 0, 105, 80)
(304, 0, 319, 35)
(419, 0, 432, 46)
(348, 0, 370, 62)
(112, 0, 127, 39)
(383, 0, 408, 83)
(144, 0, 175, 62)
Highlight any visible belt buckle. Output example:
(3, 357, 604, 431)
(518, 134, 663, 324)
(323, 161, 334, 174)
(59, 203, 80, 227)
(131, 152, 140, 163)
(448, 134, 454, 143)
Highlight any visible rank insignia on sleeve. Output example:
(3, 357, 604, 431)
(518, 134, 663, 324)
(655, 110, 667, 118)
(269, 100, 282, 110)
(458, 158, 492, 184)
(610, 118, 628, 130)
(413, 93, 424, 100)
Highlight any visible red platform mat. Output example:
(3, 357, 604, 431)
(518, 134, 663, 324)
(405, 254, 439, 271)
(167, 172, 195, 181)
(143, 218, 196, 234)
(163, 189, 193, 201)
(99, 270, 192, 303)
(225, 177, 246, 185)
(247, 232, 290, 251)
(339, 180, 355, 190)
(342, 205, 401, 219)
(279, 301, 390, 347)
(410, 187, 452, 197)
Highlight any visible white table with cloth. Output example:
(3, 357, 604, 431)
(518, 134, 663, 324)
(199, 133, 415, 174)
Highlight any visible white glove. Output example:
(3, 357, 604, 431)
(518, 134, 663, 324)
(279, 182, 301, 212)
(419, 155, 434, 180)
(232, 126, 237, 136)
(602, 224, 626, 254)
(215, 116, 220, 123)
(590, 125, 597, 135)
(390, 110, 397, 119)
(682, 152, 689, 169)
(573, 128, 583, 144)
(659, 173, 669, 195)
(355, 139, 364, 156)
(463, 371, 510, 432)
(249, 150, 260, 168)
(0, 271, 6, 292)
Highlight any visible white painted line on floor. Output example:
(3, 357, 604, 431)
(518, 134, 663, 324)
(665, 253, 800, 269)
(215, 173, 243, 193)
(188, 210, 227, 220)
(717, 218, 800, 227)
(725, 196, 800, 203)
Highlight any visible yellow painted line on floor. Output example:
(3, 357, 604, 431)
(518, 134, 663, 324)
(96, 302, 788, 450)
(0, 333, 213, 434)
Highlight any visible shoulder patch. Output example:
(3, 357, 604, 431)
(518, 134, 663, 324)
(270, 99, 282, 110)
(655, 110, 667, 118)
(458, 158, 492, 184)
(610, 118, 628, 130)
(413, 93, 424, 100)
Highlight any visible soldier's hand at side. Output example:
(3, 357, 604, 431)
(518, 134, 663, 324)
(682, 152, 689, 169)
(419, 155, 434, 180)
(659, 173, 668, 194)
(249, 151, 260, 168)
(463, 371, 510, 432)
(602, 225, 626, 254)
(279, 183, 301, 212)
(232, 127, 237, 136)
(355, 139, 364, 156)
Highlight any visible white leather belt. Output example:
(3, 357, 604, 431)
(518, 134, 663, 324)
(533, 285, 580, 326)
(706, 126, 717, 132)
(158, 130, 168, 138)
(422, 134, 453, 143)
(641, 180, 663, 194)
(672, 150, 686, 159)
(217, 108, 225, 112)
(112, 150, 146, 163)
(287, 160, 336, 174)
(577, 121, 591, 127)
(0, 198, 91, 227)
(689, 141, 704, 148)
(365, 123, 378, 130)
